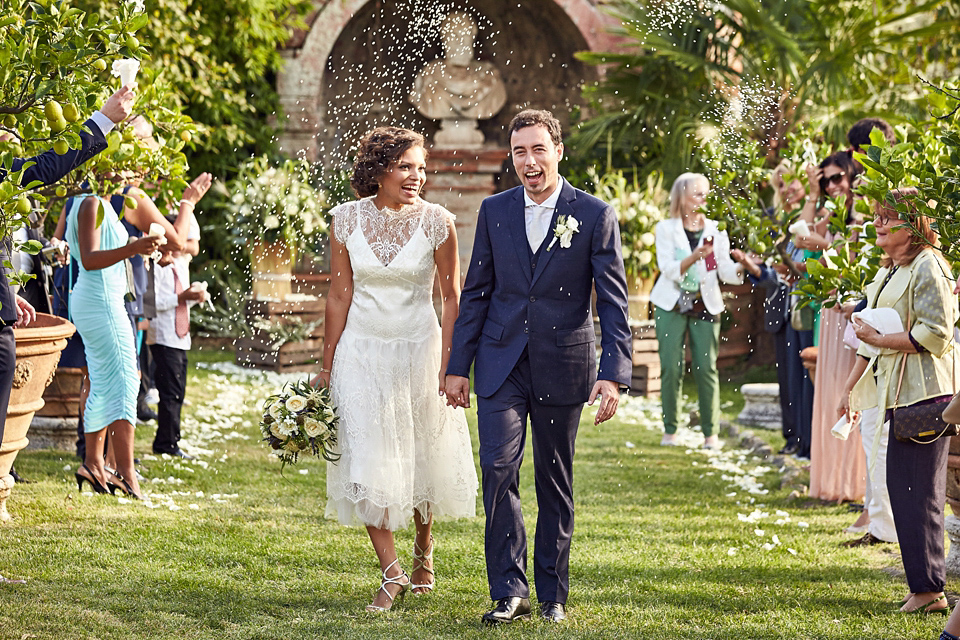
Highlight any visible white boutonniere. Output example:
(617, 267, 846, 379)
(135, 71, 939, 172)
(546, 215, 580, 251)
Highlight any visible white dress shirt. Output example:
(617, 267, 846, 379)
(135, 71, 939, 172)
(523, 178, 563, 252)
(147, 257, 196, 350)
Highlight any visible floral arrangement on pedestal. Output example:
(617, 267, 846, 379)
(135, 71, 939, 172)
(587, 166, 668, 283)
(221, 155, 330, 257)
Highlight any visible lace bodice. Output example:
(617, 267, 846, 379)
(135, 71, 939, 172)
(332, 197, 451, 266)
(331, 198, 454, 342)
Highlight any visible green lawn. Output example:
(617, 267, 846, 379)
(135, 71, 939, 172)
(1, 351, 950, 639)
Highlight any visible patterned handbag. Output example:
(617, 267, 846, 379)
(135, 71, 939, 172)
(891, 394, 957, 443)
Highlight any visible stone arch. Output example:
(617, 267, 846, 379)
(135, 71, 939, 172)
(277, 0, 621, 161)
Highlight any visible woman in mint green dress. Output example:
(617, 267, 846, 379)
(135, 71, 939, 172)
(66, 194, 163, 498)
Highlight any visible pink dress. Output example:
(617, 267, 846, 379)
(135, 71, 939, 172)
(809, 309, 866, 502)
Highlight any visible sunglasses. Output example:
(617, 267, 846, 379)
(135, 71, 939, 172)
(820, 171, 846, 186)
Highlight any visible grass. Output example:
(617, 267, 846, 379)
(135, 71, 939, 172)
(2, 351, 950, 639)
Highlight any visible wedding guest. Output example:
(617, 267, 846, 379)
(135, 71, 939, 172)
(846, 188, 956, 614)
(753, 161, 814, 456)
(65, 190, 164, 499)
(0, 85, 136, 494)
(312, 127, 478, 612)
(797, 150, 867, 515)
(146, 234, 204, 459)
(847, 117, 896, 153)
(650, 173, 743, 449)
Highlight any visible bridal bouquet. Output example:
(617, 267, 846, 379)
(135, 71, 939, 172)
(260, 379, 340, 467)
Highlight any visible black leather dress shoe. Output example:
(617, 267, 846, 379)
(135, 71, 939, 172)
(481, 597, 531, 625)
(540, 601, 566, 622)
(778, 442, 799, 455)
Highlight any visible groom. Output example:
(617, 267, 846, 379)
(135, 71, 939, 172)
(445, 109, 632, 624)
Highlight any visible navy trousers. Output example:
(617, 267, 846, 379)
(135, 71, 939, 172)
(784, 325, 814, 457)
(887, 426, 949, 593)
(477, 350, 583, 605)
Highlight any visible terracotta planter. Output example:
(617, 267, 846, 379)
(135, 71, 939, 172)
(28, 366, 83, 451)
(0, 313, 75, 522)
(250, 238, 295, 300)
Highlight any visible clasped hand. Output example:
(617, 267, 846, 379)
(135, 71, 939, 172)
(851, 316, 882, 346)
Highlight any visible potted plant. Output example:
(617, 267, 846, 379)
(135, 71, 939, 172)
(587, 166, 667, 323)
(219, 155, 330, 301)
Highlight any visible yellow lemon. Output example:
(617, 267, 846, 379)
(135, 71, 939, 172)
(44, 100, 63, 122)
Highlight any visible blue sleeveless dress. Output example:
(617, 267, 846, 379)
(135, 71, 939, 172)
(65, 196, 138, 432)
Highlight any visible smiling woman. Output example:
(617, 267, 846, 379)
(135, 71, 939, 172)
(845, 188, 957, 616)
(311, 126, 478, 613)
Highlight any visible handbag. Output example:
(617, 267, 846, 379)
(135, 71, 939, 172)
(890, 286, 959, 443)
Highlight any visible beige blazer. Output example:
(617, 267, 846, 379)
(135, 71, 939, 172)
(850, 249, 959, 413)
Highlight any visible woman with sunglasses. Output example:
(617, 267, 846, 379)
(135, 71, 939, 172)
(796, 151, 869, 526)
(841, 188, 956, 615)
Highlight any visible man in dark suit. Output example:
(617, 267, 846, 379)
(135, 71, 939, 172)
(0, 85, 136, 472)
(445, 109, 632, 624)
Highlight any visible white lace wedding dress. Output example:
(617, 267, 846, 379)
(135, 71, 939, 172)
(325, 197, 478, 531)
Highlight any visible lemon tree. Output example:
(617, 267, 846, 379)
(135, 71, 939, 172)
(0, 0, 198, 288)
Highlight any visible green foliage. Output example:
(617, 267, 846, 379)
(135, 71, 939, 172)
(855, 83, 960, 263)
(586, 166, 667, 281)
(70, 0, 312, 180)
(572, 0, 960, 184)
(0, 0, 195, 238)
(796, 213, 884, 309)
(700, 135, 772, 256)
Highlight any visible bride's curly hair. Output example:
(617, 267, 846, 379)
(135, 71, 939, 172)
(351, 127, 427, 197)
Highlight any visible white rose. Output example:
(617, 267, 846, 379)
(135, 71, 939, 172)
(559, 231, 574, 249)
(285, 396, 307, 412)
(640, 232, 655, 246)
(267, 402, 283, 419)
(303, 419, 322, 438)
(566, 216, 580, 232)
(638, 250, 653, 266)
(269, 422, 285, 438)
(264, 215, 281, 230)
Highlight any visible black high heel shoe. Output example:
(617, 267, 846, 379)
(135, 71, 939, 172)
(106, 472, 142, 500)
(75, 464, 108, 494)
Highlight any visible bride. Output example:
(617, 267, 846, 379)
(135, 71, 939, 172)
(312, 127, 478, 612)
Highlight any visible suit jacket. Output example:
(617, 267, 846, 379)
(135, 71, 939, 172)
(0, 117, 108, 324)
(447, 180, 632, 405)
(649, 217, 743, 316)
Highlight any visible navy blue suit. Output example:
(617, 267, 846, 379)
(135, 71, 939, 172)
(0, 118, 107, 444)
(447, 180, 631, 604)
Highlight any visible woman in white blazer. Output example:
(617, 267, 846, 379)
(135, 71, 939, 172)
(651, 173, 743, 448)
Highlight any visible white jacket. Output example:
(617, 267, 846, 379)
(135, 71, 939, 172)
(649, 217, 743, 316)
